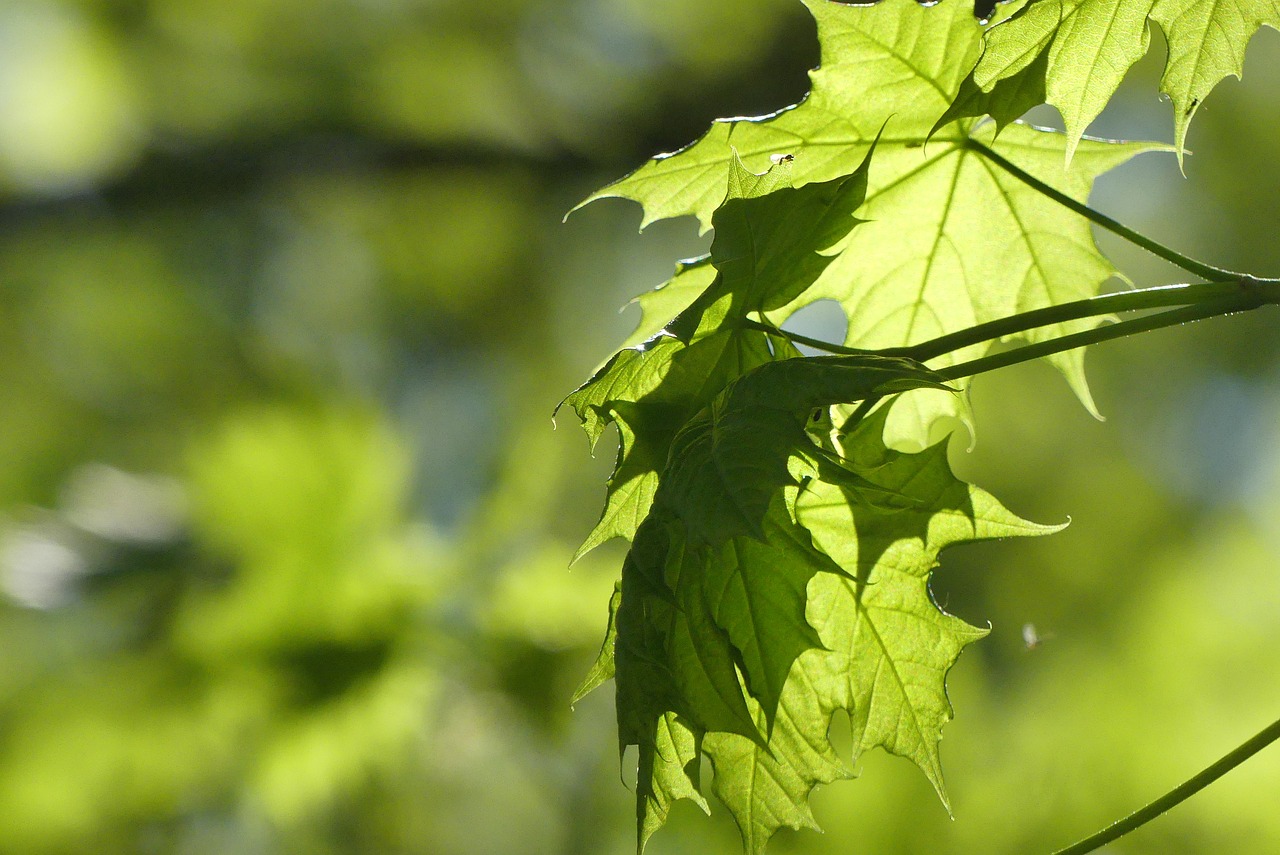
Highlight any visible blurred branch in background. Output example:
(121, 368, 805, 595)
(0, 1, 1277, 853)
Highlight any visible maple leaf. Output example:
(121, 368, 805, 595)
(565, 1, 1280, 853)
(947, 0, 1280, 159)
(605, 368, 1061, 852)
(576, 0, 1160, 449)
(619, 255, 715, 349)
(559, 150, 878, 556)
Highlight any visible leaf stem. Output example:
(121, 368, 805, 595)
(741, 318, 875, 356)
(935, 298, 1251, 383)
(1049, 715, 1280, 855)
(966, 138, 1241, 283)
(910, 279, 1279, 363)
(747, 279, 1280, 365)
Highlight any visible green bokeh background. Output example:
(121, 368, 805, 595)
(0, 1, 1276, 853)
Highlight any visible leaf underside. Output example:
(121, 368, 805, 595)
(619, 393, 1061, 853)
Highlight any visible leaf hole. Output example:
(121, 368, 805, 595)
(779, 299, 848, 356)
(826, 707, 855, 762)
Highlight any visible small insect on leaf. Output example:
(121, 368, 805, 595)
(770, 153, 795, 164)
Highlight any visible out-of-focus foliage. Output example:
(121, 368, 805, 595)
(0, 0, 1277, 854)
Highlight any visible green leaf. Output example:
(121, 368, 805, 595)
(571, 581, 621, 706)
(707, 142, 879, 315)
(1155, 0, 1280, 154)
(612, 367, 1062, 852)
(801, 408, 1060, 796)
(637, 712, 709, 852)
(955, 0, 1280, 158)
(560, 327, 787, 561)
(932, 35, 1049, 136)
(578, 0, 1159, 448)
(561, 152, 878, 557)
(620, 256, 715, 349)
(663, 356, 953, 546)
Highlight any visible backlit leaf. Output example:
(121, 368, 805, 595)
(607, 361, 1061, 851)
(579, 0, 1159, 448)
(561, 149, 878, 556)
(953, 0, 1280, 158)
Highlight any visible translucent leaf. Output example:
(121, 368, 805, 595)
(952, 0, 1280, 158)
(578, 0, 1159, 448)
(561, 152, 877, 556)
(603, 361, 1062, 852)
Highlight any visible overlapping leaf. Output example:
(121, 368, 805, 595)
(559, 151, 878, 556)
(578, 0, 1159, 448)
(593, 360, 1062, 851)
(948, 0, 1280, 158)
(562, 1, 1196, 851)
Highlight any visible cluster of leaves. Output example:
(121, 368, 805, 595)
(562, 0, 1277, 851)
(945, 0, 1280, 158)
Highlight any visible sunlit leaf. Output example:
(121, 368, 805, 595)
(604, 359, 1060, 851)
(561, 150, 877, 556)
(579, 0, 1159, 448)
(952, 0, 1280, 158)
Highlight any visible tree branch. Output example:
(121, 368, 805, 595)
(1050, 715, 1280, 855)
(936, 298, 1254, 382)
(747, 278, 1280, 366)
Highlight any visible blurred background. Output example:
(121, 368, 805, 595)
(0, 1, 1276, 853)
